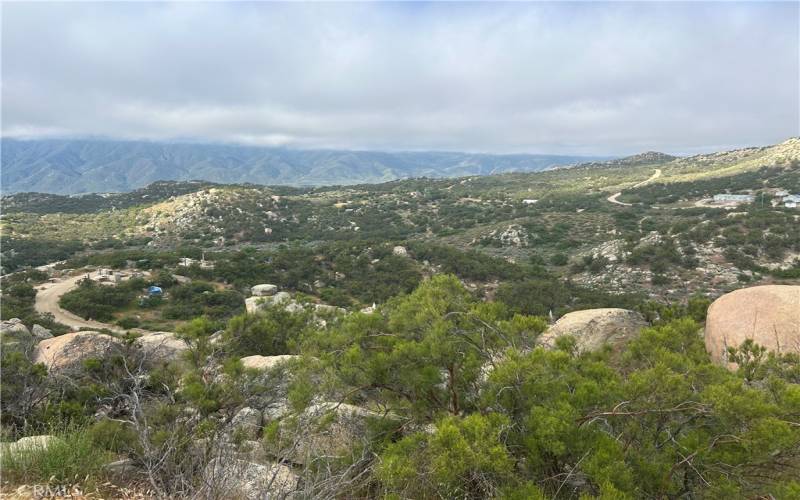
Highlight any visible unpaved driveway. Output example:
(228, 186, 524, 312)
(35, 274, 124, 332)
(606, 169, 662, 207)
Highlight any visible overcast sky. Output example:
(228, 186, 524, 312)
(2, 1, 798, 155)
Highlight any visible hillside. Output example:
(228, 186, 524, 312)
(0, 139, 606, 194)
(2, 138, 800, 499)
(3, 137, 798, 301)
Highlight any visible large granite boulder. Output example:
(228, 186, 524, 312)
(538, 308, 647, 353)
(0, 319, 34, 355)
(32, 331, 125, 375)
(245, 291, 293, 314)
(251, 284, 278, 297)
(31, 324, 53, 342)
(133, 332, 189, 364)
(705, 285, 800, 366)
(203, 457, 298, 499)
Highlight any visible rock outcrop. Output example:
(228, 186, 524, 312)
(272, 403, 390, 465)
(240, 355, 300, 371)
(538, 308, 647, 353)
(0, 319, 34, 355)
(229, 407, 263, 440)
(203, 458, 298, 499)
(251, 284, 278, 297)
(245, 291, 293, 314)
(31, 324, 53, 342)
(32, 331, 125, 375)
(705, 285, 800, 366)
(134, 332, 189, 364)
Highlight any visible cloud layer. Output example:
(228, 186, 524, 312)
(2, 2, 798, 155)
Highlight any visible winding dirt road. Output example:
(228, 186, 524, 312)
(606, 169, 662, 206)
(35, 274, 124, 332)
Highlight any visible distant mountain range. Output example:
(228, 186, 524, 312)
(1, 139, 610, 194)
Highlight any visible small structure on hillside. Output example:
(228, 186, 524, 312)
(148, 286, 163, 296)
(178, 254, 215, 269)
(91, 268, 129, 285)
(782, 194, 800, 208)
(522, 199, 538, 205)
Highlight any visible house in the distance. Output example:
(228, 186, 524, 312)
(783, 194, 800, 208)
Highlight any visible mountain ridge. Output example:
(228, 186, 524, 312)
(1, 138, 609, 195)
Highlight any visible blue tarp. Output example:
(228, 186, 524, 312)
(148, 286, 163, 295)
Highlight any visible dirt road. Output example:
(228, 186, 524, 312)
(34, 274, 124, 333)
(606, 169, 662, 206)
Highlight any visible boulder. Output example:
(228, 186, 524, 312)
(209, 329, 225, 346)
(314, 304, 345, 315)
(32, 331, 125, 375)
(0, 319, 34, 354)
(245, 291, 293, 314)
(31, 324, 53, 342)
(0, 435, 59, 456)
(284, 301, 305, 314)
(251, 284, 278, 297)
(241, 355, 301, 371)
(103, 458, 139, 476)
(239, 355, 304, 421)
(229, 407, 263, 440)
(203, 458, 298, 499)
(272, 403, 389, 465)
(392, 245, 408, 257)
(134, 332, 189, 364)
(538, 308, 647, 353)
(705, 285, 800, 366)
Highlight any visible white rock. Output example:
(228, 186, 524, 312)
(134, 332, 189, 364)
(273, 402, 390, 465)
(538, 308, 647, 353)
(251, 284, 278, 297)
(241, 355, 300, 371)
(0, 319, 33, 354)
(31, 324, 53, 342)
(314, 304, 344, 315)
(203, 458, 298, 499)
(246, 292, 293, 314)
(230, 407, 263, 440)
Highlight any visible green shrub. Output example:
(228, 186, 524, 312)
(88, 419, 139, 453)
(1, 428, 112, 486)
(116, 316, 141, 329)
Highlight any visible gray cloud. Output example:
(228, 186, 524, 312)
(2, 1, 798, 155)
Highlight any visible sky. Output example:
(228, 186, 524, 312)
(2, 1, 798, 156)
